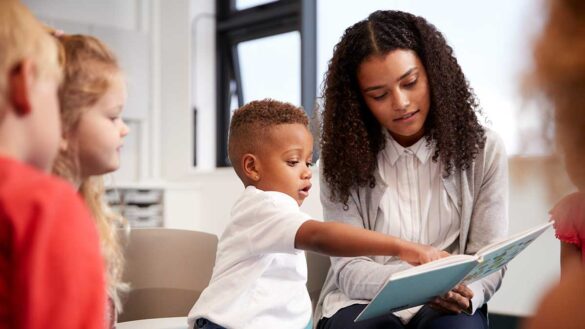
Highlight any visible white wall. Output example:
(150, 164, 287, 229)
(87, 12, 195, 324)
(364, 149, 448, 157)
(490, 158, 571, 315)
(24, 0, 570, 317)
(158, 166, 323, 237)
(191, 1, 217, 171)
(156, 0, 193, 180)
(25, 0, 216, 181)
(26, 0, 153, 182)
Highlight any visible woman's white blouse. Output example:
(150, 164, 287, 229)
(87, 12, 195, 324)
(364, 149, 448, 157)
(377, 131, 460, 322)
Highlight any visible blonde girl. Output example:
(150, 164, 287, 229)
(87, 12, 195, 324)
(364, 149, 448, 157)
(52, 34, 130, 328)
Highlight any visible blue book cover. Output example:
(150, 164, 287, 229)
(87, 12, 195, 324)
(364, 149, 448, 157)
(355, 221, 553, 322)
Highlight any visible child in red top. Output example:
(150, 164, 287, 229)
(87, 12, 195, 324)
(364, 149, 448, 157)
(0, 1, 106, 328)
(525, 0, 585, 328)
(549, 104, 585, 274)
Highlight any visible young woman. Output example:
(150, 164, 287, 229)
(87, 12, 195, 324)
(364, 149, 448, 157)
(316, 10, 508, 329)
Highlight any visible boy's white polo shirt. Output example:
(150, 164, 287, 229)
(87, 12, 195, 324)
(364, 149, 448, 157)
(188, 186, 312, 329)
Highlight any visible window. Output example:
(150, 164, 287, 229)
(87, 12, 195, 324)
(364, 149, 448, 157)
(216, 0, 316, 166)
(238, 31, 301, 105)
(236, 0, 278, 11)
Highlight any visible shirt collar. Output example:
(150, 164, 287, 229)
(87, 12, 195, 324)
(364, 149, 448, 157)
(381, 129, 433, 166)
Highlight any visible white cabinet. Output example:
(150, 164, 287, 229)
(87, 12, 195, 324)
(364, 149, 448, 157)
(106, 187, 164, 228)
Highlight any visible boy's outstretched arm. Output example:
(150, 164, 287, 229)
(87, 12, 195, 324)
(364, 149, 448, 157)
(294, 220, 449, 265)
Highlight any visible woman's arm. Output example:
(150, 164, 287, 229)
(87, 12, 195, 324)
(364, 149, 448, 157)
(295, 220, 448, 264)
(438, 129, 509, 314)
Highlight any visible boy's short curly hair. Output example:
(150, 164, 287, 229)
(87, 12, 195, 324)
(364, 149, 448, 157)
(228, 99, 309, 180)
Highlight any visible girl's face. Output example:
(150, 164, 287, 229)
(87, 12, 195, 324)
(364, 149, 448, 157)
(71, 73, 129, 178)
(357, 49, 431, 147)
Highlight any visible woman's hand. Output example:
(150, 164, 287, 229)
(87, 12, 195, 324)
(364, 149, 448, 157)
(398, 241, 450, 265)
(430, 284, 474, 314)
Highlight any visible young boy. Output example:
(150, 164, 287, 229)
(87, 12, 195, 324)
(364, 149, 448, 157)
(0, 2, 106, 328)
(187, 99, 447, 329)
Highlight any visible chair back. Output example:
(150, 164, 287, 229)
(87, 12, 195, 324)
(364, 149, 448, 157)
(306, 251, 331, 309)
(118, 228, 218, 322)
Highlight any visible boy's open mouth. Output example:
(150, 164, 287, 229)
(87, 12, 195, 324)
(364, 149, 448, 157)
(299, 184, 312, 196)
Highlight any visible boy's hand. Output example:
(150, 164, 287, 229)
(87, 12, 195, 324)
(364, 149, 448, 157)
(399, 241, 449, 265)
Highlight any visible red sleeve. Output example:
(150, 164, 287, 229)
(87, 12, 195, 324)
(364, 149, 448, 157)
(11, 182, 106, 329)
(550, 192, 585, 248)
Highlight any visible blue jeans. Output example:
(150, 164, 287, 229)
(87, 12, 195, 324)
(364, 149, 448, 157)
(317, 304, 488, 329)
(194, 318, 227, 329)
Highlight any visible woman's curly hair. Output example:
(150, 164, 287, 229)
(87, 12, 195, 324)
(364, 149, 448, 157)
(320, 10, 486, 206)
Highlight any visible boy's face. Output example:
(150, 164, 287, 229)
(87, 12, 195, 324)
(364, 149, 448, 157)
(254, 123, 314, 206)
(30, 74, 61, 171)
(14, 59, 61, 171)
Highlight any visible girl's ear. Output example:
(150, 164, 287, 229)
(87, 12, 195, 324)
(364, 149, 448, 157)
(242, 153, 261, 182)
(9, 59, 34, 116)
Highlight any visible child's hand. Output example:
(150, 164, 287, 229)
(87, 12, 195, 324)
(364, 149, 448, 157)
(399, 241, 449, 265)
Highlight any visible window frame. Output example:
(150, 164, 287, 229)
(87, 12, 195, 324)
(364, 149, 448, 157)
(215, 0, 316, 167)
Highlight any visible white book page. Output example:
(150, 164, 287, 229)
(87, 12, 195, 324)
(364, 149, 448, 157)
(461, 221, 553, 283)
(475, 221, 554, 256)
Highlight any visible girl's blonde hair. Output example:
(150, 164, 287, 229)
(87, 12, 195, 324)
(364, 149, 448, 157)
(52, 34, 128, 312)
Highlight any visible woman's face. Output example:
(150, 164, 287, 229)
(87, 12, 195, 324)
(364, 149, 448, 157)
(357, 49, 431, 147)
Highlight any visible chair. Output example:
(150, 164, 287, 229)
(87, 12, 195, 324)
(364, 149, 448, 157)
(118, 228, 218, 322)
(306, 251, 331, 309)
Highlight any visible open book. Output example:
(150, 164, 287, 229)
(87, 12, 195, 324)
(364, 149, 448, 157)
(355, 221, 554, 322)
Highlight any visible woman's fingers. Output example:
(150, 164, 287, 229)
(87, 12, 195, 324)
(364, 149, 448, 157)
(429, 289, 471, 314)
